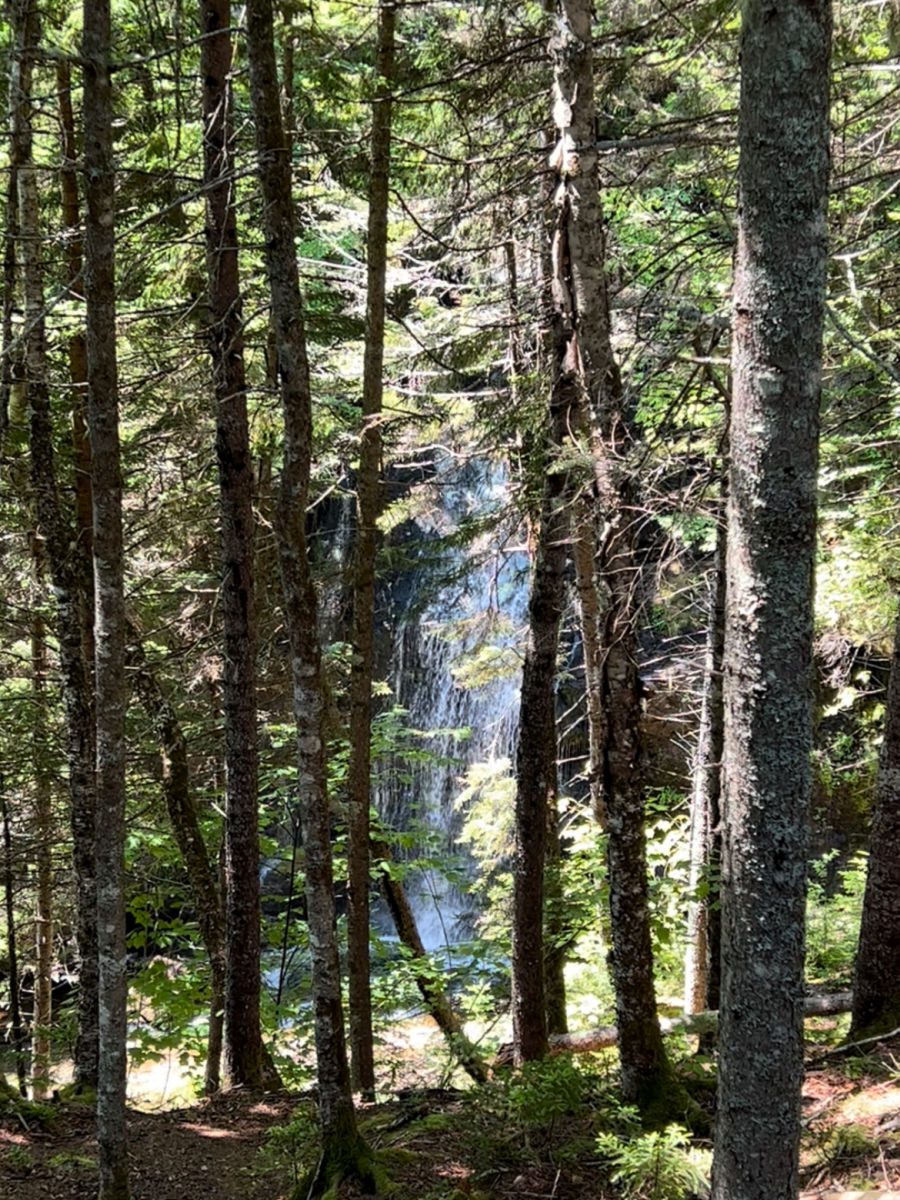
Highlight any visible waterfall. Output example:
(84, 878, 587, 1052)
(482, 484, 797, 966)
(373, 451, 530, 951)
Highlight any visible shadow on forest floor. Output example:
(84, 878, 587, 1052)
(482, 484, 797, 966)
(2, 1031, 899, 1200)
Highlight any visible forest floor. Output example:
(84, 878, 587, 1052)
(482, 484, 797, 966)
(2, 1026, 899, 1200)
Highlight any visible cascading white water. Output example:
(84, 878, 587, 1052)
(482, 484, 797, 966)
(373, 452, 530, 951)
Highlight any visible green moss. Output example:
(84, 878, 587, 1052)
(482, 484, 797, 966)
(0, 1085, 57, 1129)
(412, 1113, 454, 1133)
(57, 1082, 98, 1105)
(377, 1146, 417, 1166)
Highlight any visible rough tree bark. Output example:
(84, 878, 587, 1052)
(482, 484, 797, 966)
(347, 0, 397, 1098)
(200, 0, 266, 1091)
(851, 609, 900, 1038)
(10, 0, 99, 1093)
(711, 1, 831, 1196)
(548, 0, 674, 1114)
(83, 1, 130, 1195)
(244, 1, 373, 1191)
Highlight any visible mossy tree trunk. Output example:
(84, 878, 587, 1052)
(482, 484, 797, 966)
(244, 0, 373, 1190)
(711, 1, 831, 1196)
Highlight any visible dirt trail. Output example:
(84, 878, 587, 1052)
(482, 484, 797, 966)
(0, 1090, 297, 1200)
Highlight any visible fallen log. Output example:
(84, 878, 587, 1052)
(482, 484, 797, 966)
(543, 993, 854, 1057)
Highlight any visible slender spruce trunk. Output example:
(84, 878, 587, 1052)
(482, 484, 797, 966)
(11, 0, 99, 1093)
(30, 562, 54, 1100)
(548, 0, 672, 1111)
(511, 385, 572, 1063)
(509, 219, 570, 1043)
(711, 1, 831, 1195)
(56, 59, 97, 675)
(83, 2, 130, 1194)
(244, 2, 372, 1190)
(56, 59, 102, 1090)
(683, 468, 726, 1017)
(1, 783, 28, 1097)
(851, 608, 900, 1038)
(200, 0, 265, 1090)
(347, 0, 397, 1098)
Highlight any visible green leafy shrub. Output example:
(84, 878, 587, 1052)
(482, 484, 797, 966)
(595, 1124, 711, 1200)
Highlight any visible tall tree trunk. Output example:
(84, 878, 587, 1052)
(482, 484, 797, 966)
(200, 0, 265, 1091)
(56, 59, 102, 1090)
(511, 386, 572, 1064)
(1, 782, 28, 1097)
(244, 2, 372, 1191)
(347, 0, 397, 1098)
(56, 58, 96, 671)
(683, 471, 726, 1017)
(548, 0, 672, 1112)
(30, 562, 54, 1100)
(711, 2, 831, 1196)
(83, 1, 130, 1195)
(129, 638, 227, 1093)
(851, 608, 900, 1038)
(11, 0, 99, 1094)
